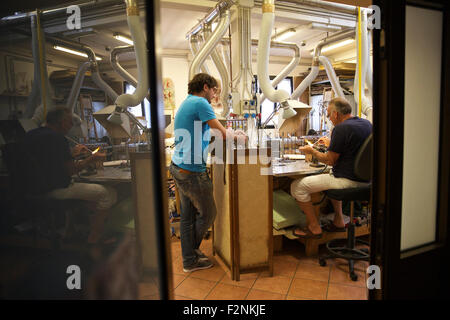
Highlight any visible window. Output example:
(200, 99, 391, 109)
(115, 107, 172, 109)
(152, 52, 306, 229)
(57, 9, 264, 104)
(124, 82, 151, 128)
(260, 77, 293, 128)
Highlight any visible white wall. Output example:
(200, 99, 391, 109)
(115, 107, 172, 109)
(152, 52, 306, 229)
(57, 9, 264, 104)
(161, 57, 190, 111)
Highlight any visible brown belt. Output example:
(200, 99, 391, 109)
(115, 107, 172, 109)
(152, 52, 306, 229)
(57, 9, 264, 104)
(172, 163, 194, 175)
(179, 168, 193, 174)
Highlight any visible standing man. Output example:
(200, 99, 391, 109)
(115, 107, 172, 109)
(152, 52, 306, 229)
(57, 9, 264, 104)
(170, 73, 242, 273)
(290, 97, 372, 238)
(24, 107, 117, 244)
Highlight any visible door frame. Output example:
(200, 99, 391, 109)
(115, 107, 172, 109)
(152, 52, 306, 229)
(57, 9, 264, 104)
(371, 0, 450, 299)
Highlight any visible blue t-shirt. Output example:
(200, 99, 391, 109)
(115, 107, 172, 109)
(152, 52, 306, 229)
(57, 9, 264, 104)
(172, 94, 217, 172)
(328, 117, 372, 181)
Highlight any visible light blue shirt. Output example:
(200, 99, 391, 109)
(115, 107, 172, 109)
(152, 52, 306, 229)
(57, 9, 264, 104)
(172, 94, 216, 172)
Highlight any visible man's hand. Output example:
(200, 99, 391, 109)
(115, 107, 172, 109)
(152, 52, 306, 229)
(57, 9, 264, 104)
(317, 136, 330, 147)
(233, 129, 248, 141)
(226, 128, 248, 142)
(91, 151, 106, 162)
(299, 146, 315, 155)
(71, 144, 90, 157)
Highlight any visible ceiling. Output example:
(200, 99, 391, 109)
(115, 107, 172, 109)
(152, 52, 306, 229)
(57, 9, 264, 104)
(0, 0, 359, 75)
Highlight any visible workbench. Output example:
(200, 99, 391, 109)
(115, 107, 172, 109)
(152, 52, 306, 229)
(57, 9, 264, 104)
(211, 150, 370, 281)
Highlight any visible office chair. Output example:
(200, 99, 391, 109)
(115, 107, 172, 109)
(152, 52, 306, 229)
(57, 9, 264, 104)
(318, 134, 372, 281)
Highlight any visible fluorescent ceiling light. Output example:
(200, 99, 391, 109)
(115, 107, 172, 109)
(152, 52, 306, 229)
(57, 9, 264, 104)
(114, 33, 134, 45)
(321, 39, 355, 53)
(271, 28, 296, 41)
(53, 45, 102, 61)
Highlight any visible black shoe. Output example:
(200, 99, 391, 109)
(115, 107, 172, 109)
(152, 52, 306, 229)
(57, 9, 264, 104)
(195, 249, 209, 262)
(183, 259, 213, 273)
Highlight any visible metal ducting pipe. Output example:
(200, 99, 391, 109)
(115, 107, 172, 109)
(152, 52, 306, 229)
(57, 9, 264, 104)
(319, 56, 345, 98)
(291, 29, 354, 100)
(185, 0, 235, 39)
(203, 24, 230, 117)
(189, 34, 210, 74)
(260, 0, 369, 16)
(0, 0, 123, 28)
(189, 9, 231, 81)
(110, 45, 151, 101)
(257, 0, 290, 103)
(111, 45, 137, 88)
(115, 0, 149, 108)
(66, 61, 91, 112)
(49, 35, 119, 101)
(260, 41, 302, 103)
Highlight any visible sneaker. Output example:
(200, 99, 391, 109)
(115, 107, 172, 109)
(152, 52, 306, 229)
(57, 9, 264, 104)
(195, 249, 209, 261)
(183, 259, 213, 273)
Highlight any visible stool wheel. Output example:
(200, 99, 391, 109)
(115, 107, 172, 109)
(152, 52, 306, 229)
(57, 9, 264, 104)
(350, 272, 358, 282)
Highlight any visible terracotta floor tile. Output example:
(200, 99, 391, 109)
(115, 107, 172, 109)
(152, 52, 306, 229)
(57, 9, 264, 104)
(199, 240, 213, 256)
(220, 272, 258, 288)
(329, 263, 366, 287)
(288, 278, 328, 300)
(171, 256, 186, 275)
(174, 277, 217, 300)
(205, 283, 250, 300)
(252, 275, 293, 295)
(286, 295, 310, 300)
(171, 274, 187, 289)
(269, 259, 299, 278)
(246, 289, 286, 300)
(327, 284, 368, 300)
(173, 295, 195, 300)
(297, 255, 322, 266)
(294, 263, 330, 282)
(273, 253, 302, 264)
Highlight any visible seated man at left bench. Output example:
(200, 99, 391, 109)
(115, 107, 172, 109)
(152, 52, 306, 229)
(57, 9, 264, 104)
(24, 106, 117, 244)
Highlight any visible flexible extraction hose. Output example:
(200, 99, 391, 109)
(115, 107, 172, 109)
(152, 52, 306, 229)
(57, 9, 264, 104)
(319, 56, 345, 98)
(189, 35, 210, 74)
(110, 45, 151, 102)
(189, 10, 230, 81)
(203, 24, 230, 117)
(291, 29, 354, 100)
(115, 0, 148, 108)
(111, 46, 137, 88)
(291, 66, 319, 100)
(260, 42, 301, 103)
(257, 0, 290, 103)
(66, 61, 91, 112)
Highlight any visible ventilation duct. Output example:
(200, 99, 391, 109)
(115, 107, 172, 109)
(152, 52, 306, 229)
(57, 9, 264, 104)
(114, 0, 149, 109)
(189, 9, 231, 81)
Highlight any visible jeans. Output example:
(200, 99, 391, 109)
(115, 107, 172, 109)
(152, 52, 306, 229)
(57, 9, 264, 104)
(169, 163, 217, 267)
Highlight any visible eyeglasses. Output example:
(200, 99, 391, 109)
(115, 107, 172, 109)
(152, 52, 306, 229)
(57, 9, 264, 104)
(209, 86, 218, 94)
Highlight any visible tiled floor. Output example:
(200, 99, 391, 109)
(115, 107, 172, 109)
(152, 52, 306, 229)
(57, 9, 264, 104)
(140, 236, 369, 300)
